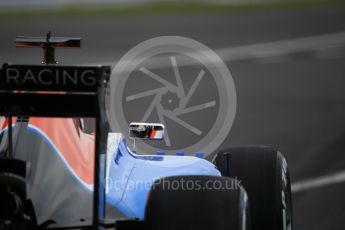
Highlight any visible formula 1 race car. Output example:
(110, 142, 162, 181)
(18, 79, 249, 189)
(0, 33, 293, 230)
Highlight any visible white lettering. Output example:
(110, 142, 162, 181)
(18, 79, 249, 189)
(22, 69, 37, 84)
(81, 70, 96, 86)
(38, 69, 53, 85)
(6, 68, 20, 84)
(63, 69, 78, 85)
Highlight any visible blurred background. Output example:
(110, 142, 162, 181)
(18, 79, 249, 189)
(1, 0, 345, 229)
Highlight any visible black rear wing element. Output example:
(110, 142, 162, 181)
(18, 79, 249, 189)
(0, 64, 108, 117)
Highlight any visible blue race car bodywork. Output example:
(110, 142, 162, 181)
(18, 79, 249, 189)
(105, 133, 221, 219)
(0, 122, 220, 224)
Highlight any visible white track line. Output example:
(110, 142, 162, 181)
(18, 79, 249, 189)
(292, 170, 345, 193)
(216, 31, 345, 62)
(93, 31, 345, 68)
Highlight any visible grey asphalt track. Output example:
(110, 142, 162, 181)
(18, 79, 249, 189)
(1, 5, 345, 229)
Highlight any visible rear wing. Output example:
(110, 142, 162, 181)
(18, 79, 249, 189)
(0, 64, 108, 117)
(0, 62, 110, 228)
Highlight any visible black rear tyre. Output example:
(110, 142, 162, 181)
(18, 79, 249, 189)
(213, 146, 292, 230)
(0, 174, 37, 230)
(145, 176, 250, 230)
